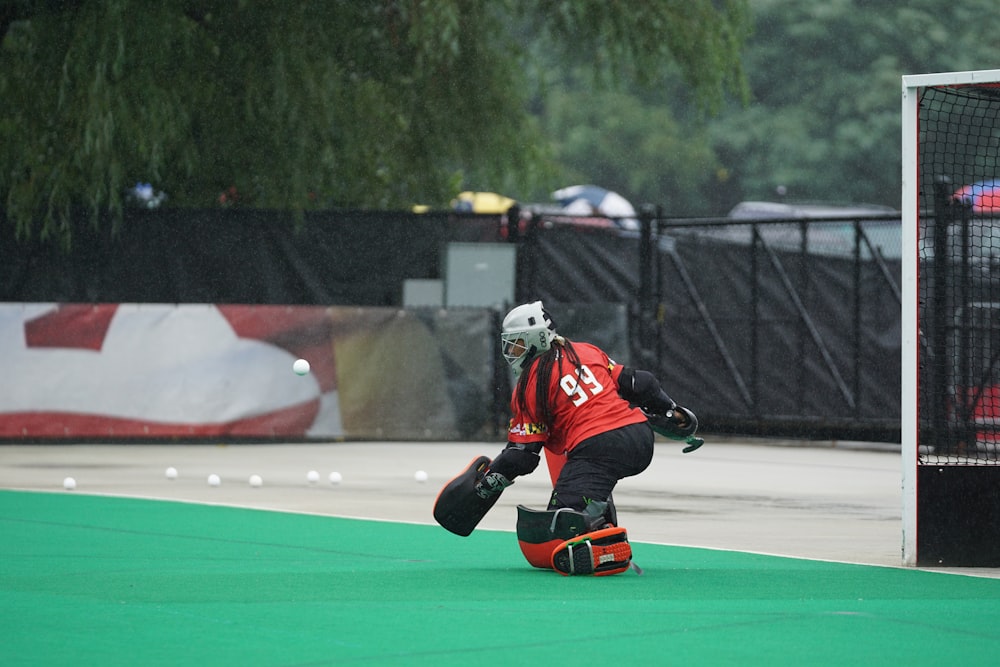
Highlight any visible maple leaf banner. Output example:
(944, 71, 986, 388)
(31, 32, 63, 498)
(0, 304, 492, 440)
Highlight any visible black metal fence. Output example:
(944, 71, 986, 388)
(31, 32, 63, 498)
(513, 209, 902, 441)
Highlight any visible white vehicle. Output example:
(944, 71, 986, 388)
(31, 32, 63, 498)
(720, 201, 901, 260)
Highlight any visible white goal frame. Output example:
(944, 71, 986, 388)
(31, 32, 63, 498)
(900, 69, 1000, 566)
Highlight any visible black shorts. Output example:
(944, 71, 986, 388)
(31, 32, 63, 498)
(548, 421, 654, 512)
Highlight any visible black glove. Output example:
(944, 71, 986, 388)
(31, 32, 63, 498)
(473, 442, 540, 498)
(475, 471, 513, 499)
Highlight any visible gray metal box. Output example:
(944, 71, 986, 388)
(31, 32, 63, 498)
(445, 243, 516, 308)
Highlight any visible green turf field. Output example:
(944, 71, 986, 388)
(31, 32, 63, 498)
(2, 489, 998, 666)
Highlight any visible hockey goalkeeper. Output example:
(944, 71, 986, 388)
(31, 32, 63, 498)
(434, 300, 702, 576)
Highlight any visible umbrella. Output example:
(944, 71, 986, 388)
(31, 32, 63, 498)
(451, 191, 517, 214)
(551, 184, 637, 219)
(953, 179, 1000, 213)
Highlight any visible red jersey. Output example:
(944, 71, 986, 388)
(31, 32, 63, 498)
(507, 341, 647, 456)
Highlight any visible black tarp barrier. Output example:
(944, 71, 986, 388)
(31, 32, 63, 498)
(516, 219, 902, 440)
(1, 208, 501, 304)
(519, 227, 641, 304)
(1, 208, 902, 441)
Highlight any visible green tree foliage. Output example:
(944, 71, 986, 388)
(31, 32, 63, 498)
(0, 0, 749, 243)
(540, 81, 720, 214)
(705, 0, 1000, 212)
(539, 0, 1000, 216)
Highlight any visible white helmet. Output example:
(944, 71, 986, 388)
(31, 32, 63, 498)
(501, 301, 557, 376)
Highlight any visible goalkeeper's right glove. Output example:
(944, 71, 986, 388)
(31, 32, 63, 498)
(644, 405, 704, 453)
(474, 471, 512, 499)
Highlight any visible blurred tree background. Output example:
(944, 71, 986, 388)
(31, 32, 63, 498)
(0, 0, 747, 243)
(542, 0, 1000, 215)
(3, 0, 1000, 246)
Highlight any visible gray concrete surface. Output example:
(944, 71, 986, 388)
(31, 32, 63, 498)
(1, 437, 996, 578)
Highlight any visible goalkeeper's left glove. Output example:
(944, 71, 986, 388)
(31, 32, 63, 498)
(644, 405, 704, 453)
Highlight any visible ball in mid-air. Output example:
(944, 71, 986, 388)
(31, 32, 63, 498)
(414, 470, 429, 483)
(328, 471, 342, 485)
(249, 474, 263, 488)
(207, 474, 221, 487)
(63, 477, 76, 490)
(293, 358, 310, 375)
(165, 467, 178, 480)
(307, 470, 320, 484)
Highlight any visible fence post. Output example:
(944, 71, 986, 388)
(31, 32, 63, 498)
(637, 204, 656, 364)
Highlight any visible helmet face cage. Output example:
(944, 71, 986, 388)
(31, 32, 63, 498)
(501, 301, 556, 376)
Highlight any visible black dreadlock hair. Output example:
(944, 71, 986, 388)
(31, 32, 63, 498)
(513, 337, 584, 430)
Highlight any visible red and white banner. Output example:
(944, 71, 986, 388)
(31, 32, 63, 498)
(0, 304, 340, 438)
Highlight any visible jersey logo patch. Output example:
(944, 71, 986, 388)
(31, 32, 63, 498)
(509, 421, 547, 436)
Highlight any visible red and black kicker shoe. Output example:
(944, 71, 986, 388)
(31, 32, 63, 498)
(550, 526, 632, 576)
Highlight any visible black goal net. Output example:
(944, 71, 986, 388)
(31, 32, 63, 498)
(919, 82, 1000, 466)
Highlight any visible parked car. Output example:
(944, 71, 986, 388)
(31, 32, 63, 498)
(716, 201, 901, 259)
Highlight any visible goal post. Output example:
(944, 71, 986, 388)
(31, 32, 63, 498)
(902, 69, 1000, 567)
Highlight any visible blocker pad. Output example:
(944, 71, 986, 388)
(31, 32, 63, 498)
(433, 456, 499, 536)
